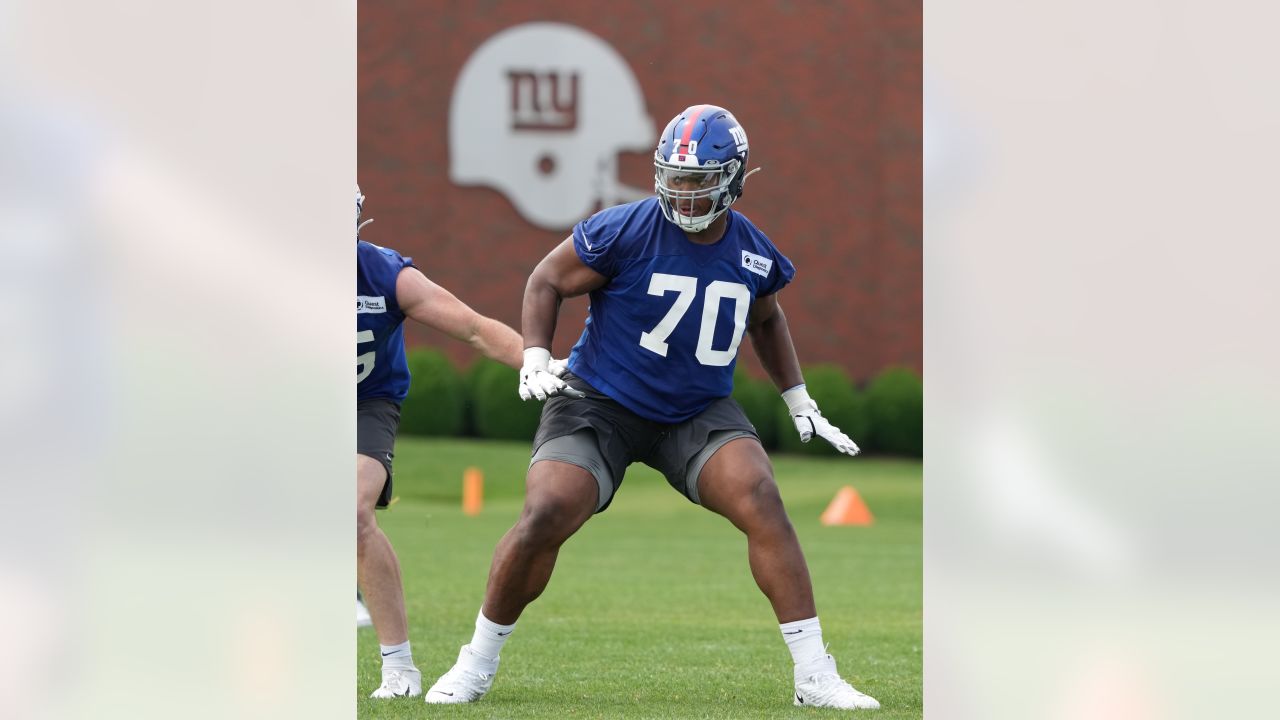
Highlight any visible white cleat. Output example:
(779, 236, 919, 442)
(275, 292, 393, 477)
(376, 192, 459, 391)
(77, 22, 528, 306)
(794, 655, 880, 710)
(369, 667, 421, 699)
(424, 644, 499, 704)
(356, 599, 372, 628)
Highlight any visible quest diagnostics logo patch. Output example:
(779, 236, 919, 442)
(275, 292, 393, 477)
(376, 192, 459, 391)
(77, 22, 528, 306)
(356, 296, 387, 314)
(741, 250, 773, 278)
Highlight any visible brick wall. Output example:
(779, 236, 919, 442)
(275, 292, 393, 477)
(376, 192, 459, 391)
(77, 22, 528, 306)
(359, 0, 920, 383)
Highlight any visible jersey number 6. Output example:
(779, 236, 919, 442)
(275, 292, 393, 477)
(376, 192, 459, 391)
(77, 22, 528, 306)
(638, 273, 750, 367)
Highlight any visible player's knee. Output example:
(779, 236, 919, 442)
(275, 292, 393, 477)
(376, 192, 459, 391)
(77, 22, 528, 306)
(356, 505, 379, 544)
(743, 474, 790, 527)
(517, 496, 582, 546)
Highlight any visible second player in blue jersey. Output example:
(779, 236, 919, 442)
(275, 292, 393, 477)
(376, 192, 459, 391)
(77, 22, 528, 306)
(354, 186, 568, 701)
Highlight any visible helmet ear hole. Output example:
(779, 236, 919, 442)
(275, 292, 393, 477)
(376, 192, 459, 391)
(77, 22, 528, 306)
(725, 161, 745, 201)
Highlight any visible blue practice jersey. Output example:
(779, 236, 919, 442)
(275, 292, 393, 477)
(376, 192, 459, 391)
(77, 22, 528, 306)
(357, 240, 415, 402)
(567, 197, 796, 423)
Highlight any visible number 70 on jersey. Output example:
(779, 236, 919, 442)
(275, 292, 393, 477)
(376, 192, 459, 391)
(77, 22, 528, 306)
(638, 273, 750, 367)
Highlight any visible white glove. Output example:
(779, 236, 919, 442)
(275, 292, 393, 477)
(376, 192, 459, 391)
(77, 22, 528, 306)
(518, 347, 584, 401)
(547, 356, 569, 378)
(783, 385, 861, 456)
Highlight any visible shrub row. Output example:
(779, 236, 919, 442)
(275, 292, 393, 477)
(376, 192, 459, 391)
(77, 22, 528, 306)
(732, 364, 922, 457)
(398, 349, 921, 457)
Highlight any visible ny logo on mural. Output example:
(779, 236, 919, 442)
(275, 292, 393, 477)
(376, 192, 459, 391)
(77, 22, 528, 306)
(508, 70, 578, 131)
(450, 22, 654, 230)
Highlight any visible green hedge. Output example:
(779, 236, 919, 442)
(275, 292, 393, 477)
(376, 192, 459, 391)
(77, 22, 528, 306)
(466, 357, 543, 441)
(865, 366, 923, 456)
(774, 364, 870, 457)
(400, 346, 921, 458)
(732, 367, 781, 450)
(399, 348, 466, 437)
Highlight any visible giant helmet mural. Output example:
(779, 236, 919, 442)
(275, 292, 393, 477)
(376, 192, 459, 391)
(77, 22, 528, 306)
(449, 23, 655, 231)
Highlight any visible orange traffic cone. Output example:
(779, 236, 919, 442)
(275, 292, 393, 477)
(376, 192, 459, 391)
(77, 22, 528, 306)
(462, 467, 483, 516)
(820, 485, 873, 526)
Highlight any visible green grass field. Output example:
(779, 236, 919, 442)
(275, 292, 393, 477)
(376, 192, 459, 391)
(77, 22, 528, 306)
(358, 437, 921, 719)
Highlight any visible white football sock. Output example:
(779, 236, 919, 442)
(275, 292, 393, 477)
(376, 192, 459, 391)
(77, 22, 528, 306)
(780, 616, 827, 667)
(469, 610, 515, 661)
(379, 640, 415, 671)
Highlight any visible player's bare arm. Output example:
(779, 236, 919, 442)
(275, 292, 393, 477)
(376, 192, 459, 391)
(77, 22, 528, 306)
(522, 237, 610, 349)
(746, 293, 804, 392)
(516, 237, 606, 401)
(748, 292, 860, 456)
(395, 266, 523, 370)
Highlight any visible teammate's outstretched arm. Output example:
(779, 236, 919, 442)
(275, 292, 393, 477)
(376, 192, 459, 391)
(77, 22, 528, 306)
(747, 293, 861, 456)
(517, 238, 609, 401)
(396, 266, 524, 370)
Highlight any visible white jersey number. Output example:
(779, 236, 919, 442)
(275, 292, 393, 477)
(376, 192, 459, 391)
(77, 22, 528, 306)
(356, 329, 376, 383)
(638, 273, 750, 367)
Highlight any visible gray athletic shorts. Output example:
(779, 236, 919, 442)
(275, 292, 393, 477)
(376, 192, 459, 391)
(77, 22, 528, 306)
(357, 397, 400, 509)
(531, 372, 758, 513)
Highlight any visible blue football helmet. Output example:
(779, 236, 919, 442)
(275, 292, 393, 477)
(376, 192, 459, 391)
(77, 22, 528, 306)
(653, 104, 752, 232)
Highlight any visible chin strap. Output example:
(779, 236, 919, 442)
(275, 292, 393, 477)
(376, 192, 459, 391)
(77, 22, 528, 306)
(357, 218, 375, 235)
(743, 166, 764, 186)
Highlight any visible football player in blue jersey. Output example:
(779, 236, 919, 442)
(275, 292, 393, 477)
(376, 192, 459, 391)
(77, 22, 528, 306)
(355, 186, 571, 699)
(426, 106, 880, 711)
